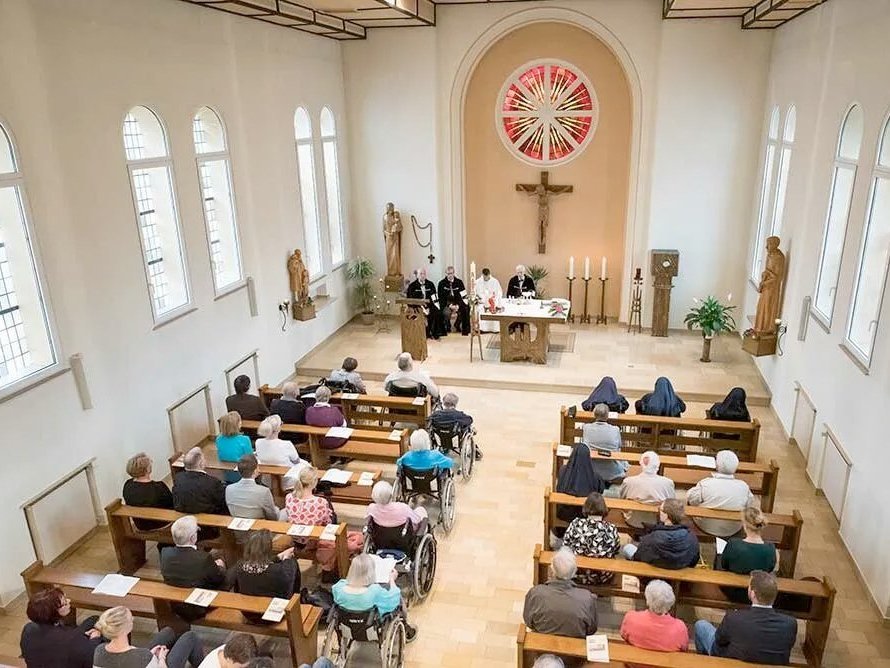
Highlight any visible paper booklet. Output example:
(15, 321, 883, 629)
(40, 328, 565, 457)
(412, 397, 426, 406)
(92, 574, 140, 597)
(357, 471, 375, 486)
(388, 429, 402, 441)
(320, 523, 340, 541)
(715, 537, 727, 555)
(185, 588, 218, 607)
(621, 575, 641, 594)
(556, 444, 573, 458)
(341, 393, 360, 400)
(686, 454, 717, 469)
(608, 411, 619, 419)
(326, 426, 353, 439)
(370, 554, 397, 583)
(321, 468, 352, 485)
(286, 461, 311, 480)
(585, 634, 610, 663)
(287, 524, 314, 537)
(262, 597, 290, 623)
(228, 517, 255, 531)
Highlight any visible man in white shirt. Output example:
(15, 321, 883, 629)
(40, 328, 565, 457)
(198, 633, 257, 668)
(620, 451, 676, 528)
(473, 267, 502, 333)
(225, 454, 283, 521)
(384, 352, 440, 400)
(686, 450, 754, 537)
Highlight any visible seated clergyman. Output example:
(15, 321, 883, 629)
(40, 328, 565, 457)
(522, 547, 597, 638)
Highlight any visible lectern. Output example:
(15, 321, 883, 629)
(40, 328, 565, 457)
(650, 249, 679, 337)
(396, 297, 428, 361)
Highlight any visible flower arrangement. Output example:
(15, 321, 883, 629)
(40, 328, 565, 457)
(548, 299, 570, 318)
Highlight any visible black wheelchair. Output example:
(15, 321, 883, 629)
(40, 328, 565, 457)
(362, 516, 437, 603)
(427, 419, 476, 481)
(387, 381, 442, 412)
(322, 604, 406, 667)
(393, 464, 456, 535)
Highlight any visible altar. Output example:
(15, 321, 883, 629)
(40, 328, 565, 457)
(481, 298, 570, 364)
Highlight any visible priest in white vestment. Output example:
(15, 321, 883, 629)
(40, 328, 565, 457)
(474, 267, 503, 333)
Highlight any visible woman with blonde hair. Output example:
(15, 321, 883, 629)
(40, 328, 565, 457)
(92, 606, 204, 667)
(123, 453, 174, 531)
(718, 504, 778, 574)
(216, 411, 253, 482)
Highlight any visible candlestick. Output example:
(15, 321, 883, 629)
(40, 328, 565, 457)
(566, 276, 576, 323)
(600, 256, 607, 281)
(568, 256, 575, 280)
(596, 277, 608, 325)
(634, 266, 642, 281)
(628, 272, 643, 334)
(580, 277, 592, 324)
(584, 256, 590, 280)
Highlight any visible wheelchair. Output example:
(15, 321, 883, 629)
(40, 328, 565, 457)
(322, 604, 405, 667)
(362, 516, 437, 603)
(387, 382, 442, 411)
(393, 464, 456, 535)
(428, 419, 476, 481)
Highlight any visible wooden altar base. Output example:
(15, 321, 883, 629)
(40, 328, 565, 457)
(483, 317, 554, 364)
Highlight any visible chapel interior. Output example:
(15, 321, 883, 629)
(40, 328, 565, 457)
(1, 0, 889, 666)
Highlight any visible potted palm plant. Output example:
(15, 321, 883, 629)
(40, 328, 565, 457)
(684, 295, 736, 362)
(347, 257, 376, 325)
(527, 264, 550, 298)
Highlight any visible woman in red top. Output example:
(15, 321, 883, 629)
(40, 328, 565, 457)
(620, 579, 689, 666)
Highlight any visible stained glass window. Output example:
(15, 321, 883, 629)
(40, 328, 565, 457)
(497, 60, 598, 166)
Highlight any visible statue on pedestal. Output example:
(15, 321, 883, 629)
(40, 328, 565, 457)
(287, 249, 315, 320)
(383, 202, 403, 291)
(743, 236, 786, 356)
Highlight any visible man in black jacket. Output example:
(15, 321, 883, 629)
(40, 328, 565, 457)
(269, 381, 307, 444)
(622, 498, 700, 569)
(694, 570, 797, 664)
(437, 266, 470, 335)
(173, 447, 228, 540)
(225, 374, 269, 421)
(161, 515, 227, 621)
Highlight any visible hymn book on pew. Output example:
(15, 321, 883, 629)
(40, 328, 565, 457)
(358, 471, 375, 486)
(321, 469, 352, 485)
(686, 454, 717, 469)
(586, 634, 610, 662)
(556, 444, 573, 458)
(341, 393, 360, 400)
(412, 397, 426, 406)
(185, 588, 218, 607)
(92, 573, 139, 597)
(288, 524, 314, 537)
(326, 426, 353, 439)
(262, 597, 290, 623)
(388, 429, 402, 441)
(320, 523, 340, 541)
(228, 518, 255, 531)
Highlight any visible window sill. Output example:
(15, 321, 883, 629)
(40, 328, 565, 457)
(152, 306, 198, 330)
(0, 363, 70, 406)
(838, 342, 871, 375)
(309, 272, 328, 287)
(331, 261, 348, 273)
(313, 295, 336, 312)
(213, 279, 247, 302)
(808, 309, 831, 335)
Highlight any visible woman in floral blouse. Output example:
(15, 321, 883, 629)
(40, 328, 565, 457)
(285, 466, 364, 576)
(562, 491, 621, 585)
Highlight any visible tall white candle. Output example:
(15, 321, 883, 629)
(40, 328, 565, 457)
(568, 256, 575, 279)
(470, 261, 476, 277)
(601, 256, 607, 280)
(584, 257, 590, 280)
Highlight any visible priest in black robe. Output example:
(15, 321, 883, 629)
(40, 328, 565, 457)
(437, 266, 470, 335)
(506, 264, 536, 297)
(406, 268, 446, 340)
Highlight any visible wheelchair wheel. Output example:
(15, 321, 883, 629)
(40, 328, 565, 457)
(439, 476, 456, 535)
(322, 616, 351, 667)
(411, 532, 437, 601)
(380, 616, 406, 668)
(459, 433, 476, 481)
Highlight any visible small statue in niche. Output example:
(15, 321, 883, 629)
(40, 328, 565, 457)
(287, 249, 310, 306)
(383, 202, 403, 291)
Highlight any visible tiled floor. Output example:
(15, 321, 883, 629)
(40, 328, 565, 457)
(1, 329, 886, 666)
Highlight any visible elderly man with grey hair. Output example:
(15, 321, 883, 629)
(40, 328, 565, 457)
(620, 450, 676, 528)
(172, 447, 228, 519)
(383, 352, 440, 400)
(429, 392, 484, 460)
(620, 579, 689, 655)
(522, 547, 597, 638)
(160, 516, 227, 621)
(532, 656, 564, 668)
(269, 381, 307, 444)
(686, 449, 754, 537)
(507, 264, 536, 297)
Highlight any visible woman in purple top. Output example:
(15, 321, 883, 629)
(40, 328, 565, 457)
(305, 386, 348, 449)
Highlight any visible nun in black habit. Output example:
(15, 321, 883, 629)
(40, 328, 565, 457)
(553, 444, 607, 532)
(581, 376, 630, 413)
(706, 387, 750, 441)
(635, 376, 687, 417)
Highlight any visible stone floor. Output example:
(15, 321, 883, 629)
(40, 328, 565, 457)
(1, 331, 886, 666)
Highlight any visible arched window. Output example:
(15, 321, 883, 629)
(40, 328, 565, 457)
(294, 107, 322, 277)
(320, 107, 345, 267)
(845, 113, 890, 367)
(193, 107, 243, 293)
(770, 105, 796, 238)
(123, 106, 190, 322)
(0, 122, 58, 392)
(751, 107, 781, 282)
(812, 105, 864, 325)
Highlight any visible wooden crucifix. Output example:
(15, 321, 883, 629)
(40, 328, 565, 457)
(516, 170, 574, 254)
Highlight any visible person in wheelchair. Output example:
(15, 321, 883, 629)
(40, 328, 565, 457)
(397, 429, 453, 474)
(428, 392, 483, 460)
(328, 356, 367, 394)
(367, 480, 428, 530)
(384, 352, 439, 402)
(332, 553, 418, 642)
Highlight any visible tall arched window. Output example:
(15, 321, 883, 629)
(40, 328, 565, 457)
(845, 113, 890, 367)
(320, 107, 345, 267)
(770, 106, 796, 238)
(294, 108, 322, 277)
(812, 105, 864, 325)
(0, 122, 58, 391)
(751, 107, 781, 281)
(123, 106, 190, 322)
(193, 107, 244, 293)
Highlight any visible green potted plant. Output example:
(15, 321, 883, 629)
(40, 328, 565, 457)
(347, 257, 376, 325)
(527, 264, 550, 298)
(684, 295, 736, 362)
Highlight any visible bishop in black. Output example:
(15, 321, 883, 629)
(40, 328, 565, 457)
(437, 266, 470, 335)
(406, 268, 446, 339)
(507, 264, 536, 297)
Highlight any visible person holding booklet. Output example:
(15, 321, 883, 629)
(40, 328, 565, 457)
(305, 385, 349, 450)
(228, 530, 300, 623)
(92, 605, 205, 668)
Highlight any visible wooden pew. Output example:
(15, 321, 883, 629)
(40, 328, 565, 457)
(259, 384, 431, 431)
(167, 449, 380, 507)
(550, 443, 780, 513)
(516, 626, 809, 668)
(544, 489, 803, 577)
(21, 561, 321, 667)
(559, 406, 761, 462)
(532, 547, 833, 667)
(105, 499, 351, 578)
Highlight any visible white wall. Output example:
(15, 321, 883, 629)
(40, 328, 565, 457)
(743, 0, 890, 615)
(0, 0, 353, 603)
(343, 0, 772, 326)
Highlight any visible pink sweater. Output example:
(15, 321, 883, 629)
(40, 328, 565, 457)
(620, 610, 689, 668)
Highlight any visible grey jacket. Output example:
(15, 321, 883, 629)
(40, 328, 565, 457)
(522, 579, 598, 638)
(582, 422, 629, 482)
(225, 478, 281, 521)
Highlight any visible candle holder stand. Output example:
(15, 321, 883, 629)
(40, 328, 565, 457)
(628, 275, 643, 334)
(566, 276, 576, 323)
(596, 277, 609, 325)
(580, 278, 592, 324)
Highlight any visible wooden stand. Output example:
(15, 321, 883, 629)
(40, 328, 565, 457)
(566, 277, 576, 323)
(742, 331, 778, 357)
(292, 302, 316, 321)
(469, 301, 483, 362)
(596, 278, 608, 324)
(628, 270, 643, 334)
(396, 297, 428, 362)
(580, 278, 592, 324)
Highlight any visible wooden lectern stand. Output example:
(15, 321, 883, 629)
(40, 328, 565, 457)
(396, 297, 428, 362)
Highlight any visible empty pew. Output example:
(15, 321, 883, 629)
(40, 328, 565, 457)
(21, 561, 321, 667)
(544, 488, 803, 577)
(105, 499, 351, 578)
(532, 547, 833, 667)
(550, 443, 780, 512)
(559, 406, 761, 461)
(517, 625, 809, 667)
(167, 449, 380, 506)
(259, 384, 431, 431)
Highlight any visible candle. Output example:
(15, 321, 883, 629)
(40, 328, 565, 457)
(470, 261, 476, 277)
(584, 257, 590, 280)
(568, 256, 575, 279)
(600, 256, 607, 280)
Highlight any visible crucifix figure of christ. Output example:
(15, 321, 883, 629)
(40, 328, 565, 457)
(515, 171, 574, 254)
